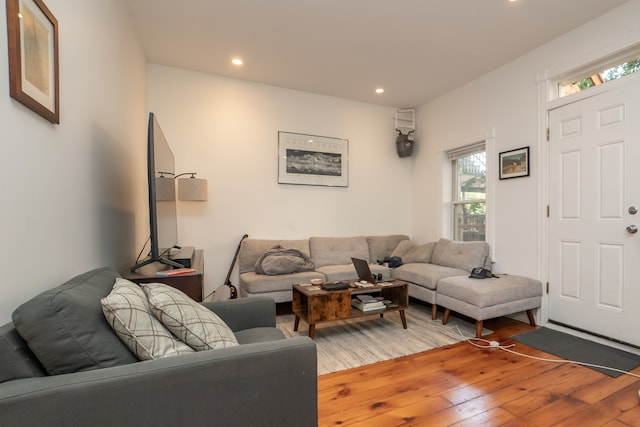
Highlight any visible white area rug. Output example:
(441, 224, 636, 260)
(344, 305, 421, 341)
(276, 303, 490, 375)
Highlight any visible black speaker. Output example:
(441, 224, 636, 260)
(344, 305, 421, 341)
(396, 130, 414, 157)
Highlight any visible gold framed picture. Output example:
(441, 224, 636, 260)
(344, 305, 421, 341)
(6, 0, 59, 123)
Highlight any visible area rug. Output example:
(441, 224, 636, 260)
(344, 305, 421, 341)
(276, 303, 489, 375)
(511, 327, 640, 377)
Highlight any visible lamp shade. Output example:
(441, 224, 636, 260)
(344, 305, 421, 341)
(155, 176, 176, 201)
(178, 177, 207, 201)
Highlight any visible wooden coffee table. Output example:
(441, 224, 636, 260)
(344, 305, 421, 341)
(292, 281, 409, 338)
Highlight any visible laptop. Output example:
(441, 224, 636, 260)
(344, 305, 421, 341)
(351, 257, 395, 284)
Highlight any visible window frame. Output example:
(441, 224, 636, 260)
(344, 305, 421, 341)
(448, 142, 486, 242)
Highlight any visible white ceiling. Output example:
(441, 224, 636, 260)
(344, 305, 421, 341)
(125, 0, 628, 108)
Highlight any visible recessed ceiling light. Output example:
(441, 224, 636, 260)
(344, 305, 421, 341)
(375, 88, 384, 94)
(231, 58, 243, 65)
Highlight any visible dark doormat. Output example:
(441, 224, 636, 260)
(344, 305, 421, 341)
(510, 327, 640, 377)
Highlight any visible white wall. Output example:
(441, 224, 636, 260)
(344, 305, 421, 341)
(147, 64, 413, 297)
(413, 1, 640, 281)
(0, 0, 148, 323)
(3, 1, 635, 324)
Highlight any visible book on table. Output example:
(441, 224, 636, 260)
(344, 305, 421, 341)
(351, 294, 386, 312)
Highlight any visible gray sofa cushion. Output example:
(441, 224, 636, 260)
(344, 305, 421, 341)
(239, 239, 310, 274)
(12, 267, 137, 375)
(392, 241, 436, 263)
(430, 238, 489, 272)
(437, 275, 543, 308)
(390, 240, 413, 257)
(310, 236, 370, 267)
(316, 263, 393, 282)
(366, 235, 410, 262)
(314, 265, 357, 282)
(391, 263, 467, 290)
(241, 271, 323, 295)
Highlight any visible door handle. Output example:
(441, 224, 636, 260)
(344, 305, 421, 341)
(626, 225, 638, 234)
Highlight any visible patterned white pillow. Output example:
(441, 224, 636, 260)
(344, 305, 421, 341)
(101, 278, 194, 360)
(141, 282, 239, 351)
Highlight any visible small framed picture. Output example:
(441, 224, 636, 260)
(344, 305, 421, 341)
(6, 0, 60, 124)
(499, 146, 530, 180)
(278, 132, 349, 187)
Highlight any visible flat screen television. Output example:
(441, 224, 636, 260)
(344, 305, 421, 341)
(131, 112, 183, 271)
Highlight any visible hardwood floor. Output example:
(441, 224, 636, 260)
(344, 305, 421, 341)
(316, 314, 640, 426)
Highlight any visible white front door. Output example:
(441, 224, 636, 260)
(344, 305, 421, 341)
(548, 77, 640, 347)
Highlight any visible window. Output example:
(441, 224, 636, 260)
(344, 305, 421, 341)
(449, 143, 486, 241)
(559, 56, 640, 97)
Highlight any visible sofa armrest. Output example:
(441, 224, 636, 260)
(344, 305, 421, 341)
(201, 297, 275, 331)
(0, 337, 317, 427)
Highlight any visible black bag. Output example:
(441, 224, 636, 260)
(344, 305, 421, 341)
(469, 267, 496, 279)
(378, 256, 403, 268)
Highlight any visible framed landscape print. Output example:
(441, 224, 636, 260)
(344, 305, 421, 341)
(278, 132, 349, 187)
(6, 0, 60, 123)
(499, 146, 530, 180)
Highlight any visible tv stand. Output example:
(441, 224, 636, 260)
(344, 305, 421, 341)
(130, 256, 184, 272)
(124, 249, 204, 301)
(168, 246, 195, 268)
(130, 246, 195, 272)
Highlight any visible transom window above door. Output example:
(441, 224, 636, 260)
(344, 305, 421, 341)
(559, 55, 640, 97)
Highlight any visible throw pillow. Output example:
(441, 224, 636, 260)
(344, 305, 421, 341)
(0, 326, 37, 383)
(254, 245, 315, 275)
(390, 241, 435, 263)
(390, 240, 414, 258)
(366, 235, 410, 262)
(12, 267, 138, 375)
(403, 242, 436, 264)
(142, 283, 239, 351)
(101, 278, 194, 360)
(430, 238, 489, 271)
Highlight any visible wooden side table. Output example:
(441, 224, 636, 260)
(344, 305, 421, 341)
(124, 250, 204, 301)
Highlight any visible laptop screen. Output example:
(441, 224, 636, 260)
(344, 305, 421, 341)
(351, 257, 376, 283)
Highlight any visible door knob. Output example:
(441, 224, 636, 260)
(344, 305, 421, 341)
(626, 225, 638, 234)
(629, 206, 638, 215)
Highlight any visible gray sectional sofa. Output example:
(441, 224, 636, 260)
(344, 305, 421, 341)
(239, 235, 493, 319)
(0, 267, 317, 427)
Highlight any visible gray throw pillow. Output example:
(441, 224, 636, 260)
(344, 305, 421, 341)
(12, 267, 137, 375)
(391, 240, 435, 263)
(0, 331, 35, 383)
(390, 240, 414, 258)
(403, 242, 436, 263)
(255, 245, 315, 275)
(261, 255, 306, 275)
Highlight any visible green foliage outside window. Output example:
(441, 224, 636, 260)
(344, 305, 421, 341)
(575, 58, 640, 91)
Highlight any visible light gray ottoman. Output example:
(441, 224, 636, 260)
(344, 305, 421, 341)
(437, 274, 543, 338)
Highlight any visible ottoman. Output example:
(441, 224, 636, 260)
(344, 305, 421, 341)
(437, 274, 543, 338)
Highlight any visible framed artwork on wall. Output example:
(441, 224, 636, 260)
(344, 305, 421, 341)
(499, 146, 530, 180)
(278, 132, 349, 187)
(6, 0, 60, 124)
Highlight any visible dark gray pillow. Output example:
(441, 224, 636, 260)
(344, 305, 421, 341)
(0, 324, 43, 383)
(12, 267, 138, 375)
